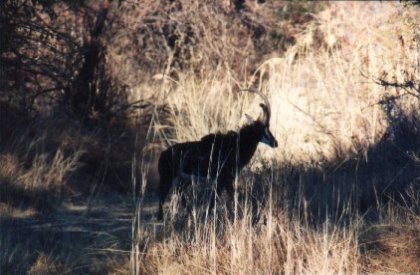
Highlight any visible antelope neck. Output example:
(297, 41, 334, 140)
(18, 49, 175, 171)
(237, 123, 263, 167)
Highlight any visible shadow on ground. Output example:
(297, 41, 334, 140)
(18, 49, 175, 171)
(0, 193, 160, 274)
(261, 126, 420, 224)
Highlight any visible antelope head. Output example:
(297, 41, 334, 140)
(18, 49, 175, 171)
(245, 89, 278, 148)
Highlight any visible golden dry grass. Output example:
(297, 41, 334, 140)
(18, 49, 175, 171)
(136, 207, 360, 275)
(147, 1, 419, 166)
(0, 132, 83, 211)
(126, 2, 420, 275)
(1, 1, 420, 274)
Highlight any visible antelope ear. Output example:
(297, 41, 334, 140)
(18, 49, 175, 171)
(259, 103, 269, 124)
(245, 114, 254, 125)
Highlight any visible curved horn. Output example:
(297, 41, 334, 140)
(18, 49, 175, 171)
(240, 88, 271, 125)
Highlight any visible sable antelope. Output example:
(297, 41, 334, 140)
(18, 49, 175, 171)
(157, 89, 278, 220)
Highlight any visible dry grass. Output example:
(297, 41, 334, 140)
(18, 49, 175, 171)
(360, 189, 420, 274)
(0, 132, 83, 211)
(27, 253, 70, 275)
(136, 202, 360, 275)
(126, 2, 420, 275)
(150, 1, 419, 167)
(1, 1, 420, 274)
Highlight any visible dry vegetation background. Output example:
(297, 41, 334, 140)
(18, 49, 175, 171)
(1, 0, 420, 274)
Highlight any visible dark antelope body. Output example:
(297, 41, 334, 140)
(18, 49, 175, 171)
(157, 89, 278, 220)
